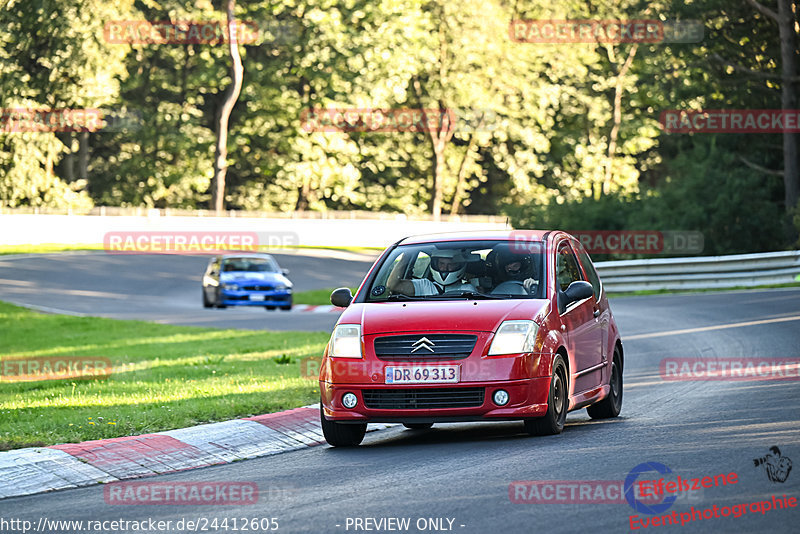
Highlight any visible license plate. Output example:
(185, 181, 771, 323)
(249, 294, 266, 301)
(385, 365, 460, 384)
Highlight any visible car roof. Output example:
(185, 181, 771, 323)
(398, 230, 551, 245)
(218, 253, 276, 260)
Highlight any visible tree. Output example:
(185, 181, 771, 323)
(211, 0, 245, 212)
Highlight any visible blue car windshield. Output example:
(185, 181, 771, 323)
(222, 258, 278, 273)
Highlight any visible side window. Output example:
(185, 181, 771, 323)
(577, 250, 601, 300)
(556, 243, 583, 292)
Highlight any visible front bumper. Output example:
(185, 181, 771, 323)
(220, 289, 292, 307)
(320, 377, 551, 422)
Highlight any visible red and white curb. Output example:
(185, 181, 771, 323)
(291, 305, 345, 313)
(0, 405, 397, 500)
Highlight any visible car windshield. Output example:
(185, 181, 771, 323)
(365, 240, 545, 301)
(221, 257, 278, 273)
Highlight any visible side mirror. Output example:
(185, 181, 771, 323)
(281, 268, 290, 275)
(564, 281, 594, 305)
(330, 287, 353, 308)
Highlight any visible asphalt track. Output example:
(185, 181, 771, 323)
(0, 251, 377, 332)
(0, 252, 799, 533)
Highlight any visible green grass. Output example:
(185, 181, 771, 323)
(0, 301, 329, 451)
(607, 281, 800, 298)
(292, 287, 358, 305)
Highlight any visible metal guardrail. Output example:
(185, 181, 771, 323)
(595, 250, 800, 292)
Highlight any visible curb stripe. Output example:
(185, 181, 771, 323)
(0, 448, 116, 499)
(51, 434, 216, 479)
(0, 404, 400, 501)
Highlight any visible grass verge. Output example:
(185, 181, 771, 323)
(292, 287, 358, 305)
(0, 301, 328, 451)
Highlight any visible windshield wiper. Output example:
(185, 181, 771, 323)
(384, 294, 427, 301)
(431, 291, 508, 300)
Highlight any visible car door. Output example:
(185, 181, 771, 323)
(575, 243, 609, 367)
(555, 240, 603, 395)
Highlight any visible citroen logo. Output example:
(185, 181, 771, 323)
(411, 337, 436, 353)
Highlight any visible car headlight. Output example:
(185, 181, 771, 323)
(274, 284, 287, 290)
(488, 320, 539, 355)
(222, 283, 238, 290)
(329, 324, 362, 358)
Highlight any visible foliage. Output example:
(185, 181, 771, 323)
(0, 0, 797, 252)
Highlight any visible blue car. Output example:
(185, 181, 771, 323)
(202, 254, 293, 310)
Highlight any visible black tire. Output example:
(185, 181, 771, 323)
(587, 348, 623, 419)
(280, 303, 292, 311)
(202, 289, 212, 308)
(524, 354, 568, 436)
(403, 423, 433, 430)
(265, 306, 276, 311)
(320, 405, 366, 447)
(214, 288, 227, 309)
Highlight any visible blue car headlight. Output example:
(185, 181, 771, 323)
(222, 283, 238, 290)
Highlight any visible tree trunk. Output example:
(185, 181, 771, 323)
(431, 136, 446, 220)
(211, 0, 244, 213)
(428, 15, 453, 221)
(57, 132, 74, 182)
(450, 125, 481, 216)
(746, 0, 800, 215)
(78, 131, 88, 181)
(777, 0, 799, 214)
(604, 44, 637, 196)
(428, 109, 455, 221)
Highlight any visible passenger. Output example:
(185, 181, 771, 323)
(492, 246, 538, 294)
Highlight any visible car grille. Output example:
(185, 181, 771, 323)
(242, 285, 274, 291)
(362, 387, 485, 409)
(373, 334, 478, 361)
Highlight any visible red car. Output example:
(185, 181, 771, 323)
(319, 231, 623, 446)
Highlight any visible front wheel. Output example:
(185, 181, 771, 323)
(202, 289, 212, 308)
(524, 354, 568, 436)
(214, 288, 227, 309)
(587, 348, 623, 419)
(320, 405, 366, 447)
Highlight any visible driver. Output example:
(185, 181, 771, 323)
(493, 247, 538, 294)
(387, 249, 477, 296)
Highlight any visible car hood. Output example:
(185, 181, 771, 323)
(219, 272, 291, 286)
(339, 299, 550, 334)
